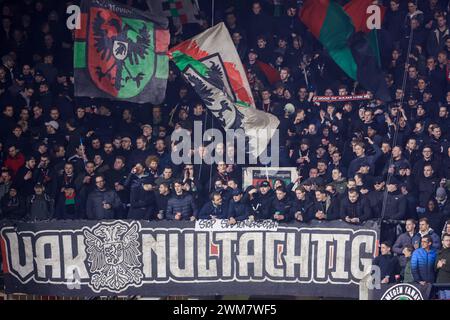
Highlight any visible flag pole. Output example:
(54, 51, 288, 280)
(211, 0, 215, 26)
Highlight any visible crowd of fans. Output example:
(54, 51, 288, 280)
(0, 0, 450, 286)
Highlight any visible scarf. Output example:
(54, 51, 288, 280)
(65, 192, 76, 205)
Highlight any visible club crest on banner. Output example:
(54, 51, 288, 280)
(83, 221, 143, 292)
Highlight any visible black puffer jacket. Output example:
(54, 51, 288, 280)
(166, 192, 198, 220)
(228, 200, 251, 221)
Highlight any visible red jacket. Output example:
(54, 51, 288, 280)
(4, 153, 25, 177)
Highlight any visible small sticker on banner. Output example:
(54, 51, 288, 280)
(195, 219, 278, 231)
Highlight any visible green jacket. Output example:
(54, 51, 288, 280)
(403, 258, 414, 283)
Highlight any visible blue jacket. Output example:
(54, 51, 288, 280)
(228, 200, 251, 221)
(411, 248, 438, 283)
(166, 193, 198, 220)
(198, 201, 227, 219)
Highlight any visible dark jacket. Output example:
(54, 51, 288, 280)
(26, 194, 54, 221)
(126, 173, 155, 220)
(270, 197, 293, 222)
(1, 194, 26, 220)
(372, 253, 401, 283)
(86, 188, 123, 220)
(290, 198, 313, 222)
(436, 247, 450, 283)
(105, 168, 129, 204)
(366, 190, 384, 218)
(155, 192, 171, 218)
(128, 148, 150, 167)
(339, 197, 372, 222)
(347, 143, 382, 178)
(228, 200, 251, 221)
(307, 197, 340, 221)
(14, 166, 36, 198)
(411, 248, 438, 283)
(415, 175, 439, 208)
(252, 191, 275, 220)
(166, 193, 198, 220)
(383, 191, 407, 220)
(198, 201, 227, 219)
(393, 232, 415, 255)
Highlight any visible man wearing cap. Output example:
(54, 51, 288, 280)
(228, 188, 251, 225)
(252, 181, 274, 220)
(44, 120, 65, 146)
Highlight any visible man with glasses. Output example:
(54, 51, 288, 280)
(411, 235, 438, 285)
(412, 145, 440, 178)
(86, 175, 122, 220)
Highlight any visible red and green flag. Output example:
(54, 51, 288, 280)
(300, 0, 391, 102)
(74, 0, 170, 104)
(343, 0, 386, 67)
